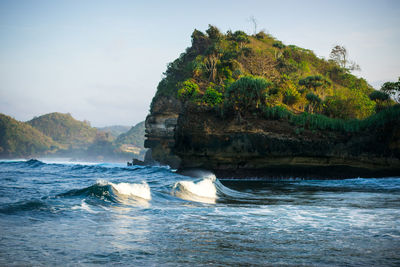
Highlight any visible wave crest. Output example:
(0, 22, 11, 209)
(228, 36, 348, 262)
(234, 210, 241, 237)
(25, 159, 45, 167)
(172, 174, 218, 204)
(99, 180, 151, 201)
(59, 180, 151, 203)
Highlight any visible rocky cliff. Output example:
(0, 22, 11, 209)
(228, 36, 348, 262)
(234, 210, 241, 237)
(144, 96, 182, 168)
(172, 105, 400, 178)
(143, 25, 400, 178)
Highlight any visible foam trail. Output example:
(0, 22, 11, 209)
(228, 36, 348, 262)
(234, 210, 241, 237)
(172, 174, 218, 204)
(72, 200, 97, 214)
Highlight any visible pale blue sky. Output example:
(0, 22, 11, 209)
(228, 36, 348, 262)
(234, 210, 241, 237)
(0, 0, 399, 126)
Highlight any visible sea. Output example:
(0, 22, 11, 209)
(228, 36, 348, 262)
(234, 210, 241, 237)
(0, 159, 399, 266)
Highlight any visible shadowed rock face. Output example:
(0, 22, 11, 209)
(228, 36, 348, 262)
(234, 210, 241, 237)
(144, 97, 182, 168)
(172, 105, 400, 179)
(144, 97, 400, 178)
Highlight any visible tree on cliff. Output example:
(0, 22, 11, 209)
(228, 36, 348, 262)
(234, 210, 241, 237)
(191, 29, 210, 55)
(227, 30, 250, 49)
(177, 80, 200, 102)
(206, 25, 222, 40)
(381, 77, 400, 103)
(329, 45, 360, 72)
(248, 16, 258, 35)
(305, 93, 322, 114)
(203, 85, 223, 107)
(225, 76, 272, 112)
(299, 75, 331, 98)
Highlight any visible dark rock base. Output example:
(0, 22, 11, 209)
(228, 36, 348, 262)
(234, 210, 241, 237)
(211, 165, 400, 180)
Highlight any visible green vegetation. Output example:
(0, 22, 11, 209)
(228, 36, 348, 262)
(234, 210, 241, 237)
(115, 121, 146, 159)
(151, 24, 398, 131)
(1, 112, 146, 160)
(299, 75, 331, 94)
(305, 93, 322, 113)
(0, 114, 60, 157)
(115, 121, 145, 148)
(225, 76, 272, 112)
(177, 80, 200, 102)
(261, 105, 400, 133)
(28, 112, 98, 149)
(369, 90, 392, 112)
(381, 77, 400, 103)
(203, 86, 223, 107)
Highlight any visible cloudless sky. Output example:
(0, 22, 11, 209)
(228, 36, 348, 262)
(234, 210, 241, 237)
(0, 0, 399, 126)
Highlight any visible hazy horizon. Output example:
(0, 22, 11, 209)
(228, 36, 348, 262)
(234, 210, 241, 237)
(1, 0, 399, 127)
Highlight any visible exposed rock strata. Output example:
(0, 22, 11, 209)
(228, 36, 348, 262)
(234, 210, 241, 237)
(144, 97, 181, 168)
(172, 105, 400, 178)
(144, 99, 400, 178)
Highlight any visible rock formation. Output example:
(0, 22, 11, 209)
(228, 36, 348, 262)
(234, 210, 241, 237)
(143, 25, 400, 178)
(144, 97, 182, 168)
(172, 105, 400, 178)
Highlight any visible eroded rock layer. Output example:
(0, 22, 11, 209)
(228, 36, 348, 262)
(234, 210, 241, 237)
(173, 105, 400, 178)
(144, 97, 181, 168)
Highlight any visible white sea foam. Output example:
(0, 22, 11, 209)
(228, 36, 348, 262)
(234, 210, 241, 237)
(96, 180, 152, 201)
(172, 175, 218, 204)
(111, 182, 152, 201)
(72, 200, 97, 213)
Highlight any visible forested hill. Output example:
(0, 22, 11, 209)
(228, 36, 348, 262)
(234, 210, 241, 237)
(0, 114, 60, 158)
(97, 125, 131, 138)
(115, 121, 145, 149)
(27, 112, 98, 149)
(152, 25, 396, 120)
(1, 112, 147, 160)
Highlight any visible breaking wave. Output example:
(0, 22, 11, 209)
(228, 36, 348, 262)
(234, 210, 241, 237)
(59, 180, 151, 203)
(172, 172, 248, 204)
(172, 174, 218, 204)
(102, 180, 152, 201)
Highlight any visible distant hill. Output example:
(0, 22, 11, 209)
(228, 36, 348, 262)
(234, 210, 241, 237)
(97, 125, 131, 138)
(0, 112, 147, 161)
(27, 112, 98, 149)
(0, 114, 60, 158)
(115, 121, 146, 159)
(115, 121, 145, 148)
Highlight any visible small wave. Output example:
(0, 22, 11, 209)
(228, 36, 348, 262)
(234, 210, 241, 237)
(58, 180, 151, 203)
(11, 159, 46, 168)
(172, 172, 262, 204)
(70, 164, 108, 172)
(26, 159, 44, 165)
(98, 180, 151, 201)
(172, 174, 218, 204)
(0, 200, 48, 214)
(68, 164, 150, 175)
(58, 183, 115, 201)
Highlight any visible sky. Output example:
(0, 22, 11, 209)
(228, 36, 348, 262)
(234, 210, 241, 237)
(0, 0, 399, 127)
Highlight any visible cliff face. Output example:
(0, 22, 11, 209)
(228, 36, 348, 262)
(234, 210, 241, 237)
(172, 105, 400, 178)
(144, 25, 400, 178)
(144, 99, 400, 178)
(144, 97, 182, 168)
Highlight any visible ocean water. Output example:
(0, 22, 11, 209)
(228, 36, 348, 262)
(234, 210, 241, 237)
(0, 159, 400, 266)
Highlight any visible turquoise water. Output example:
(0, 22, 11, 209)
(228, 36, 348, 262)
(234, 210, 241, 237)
(0, 159, 400, 266)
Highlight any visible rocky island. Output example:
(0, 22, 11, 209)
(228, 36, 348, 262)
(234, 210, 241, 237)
(145, 25, 400, 178)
